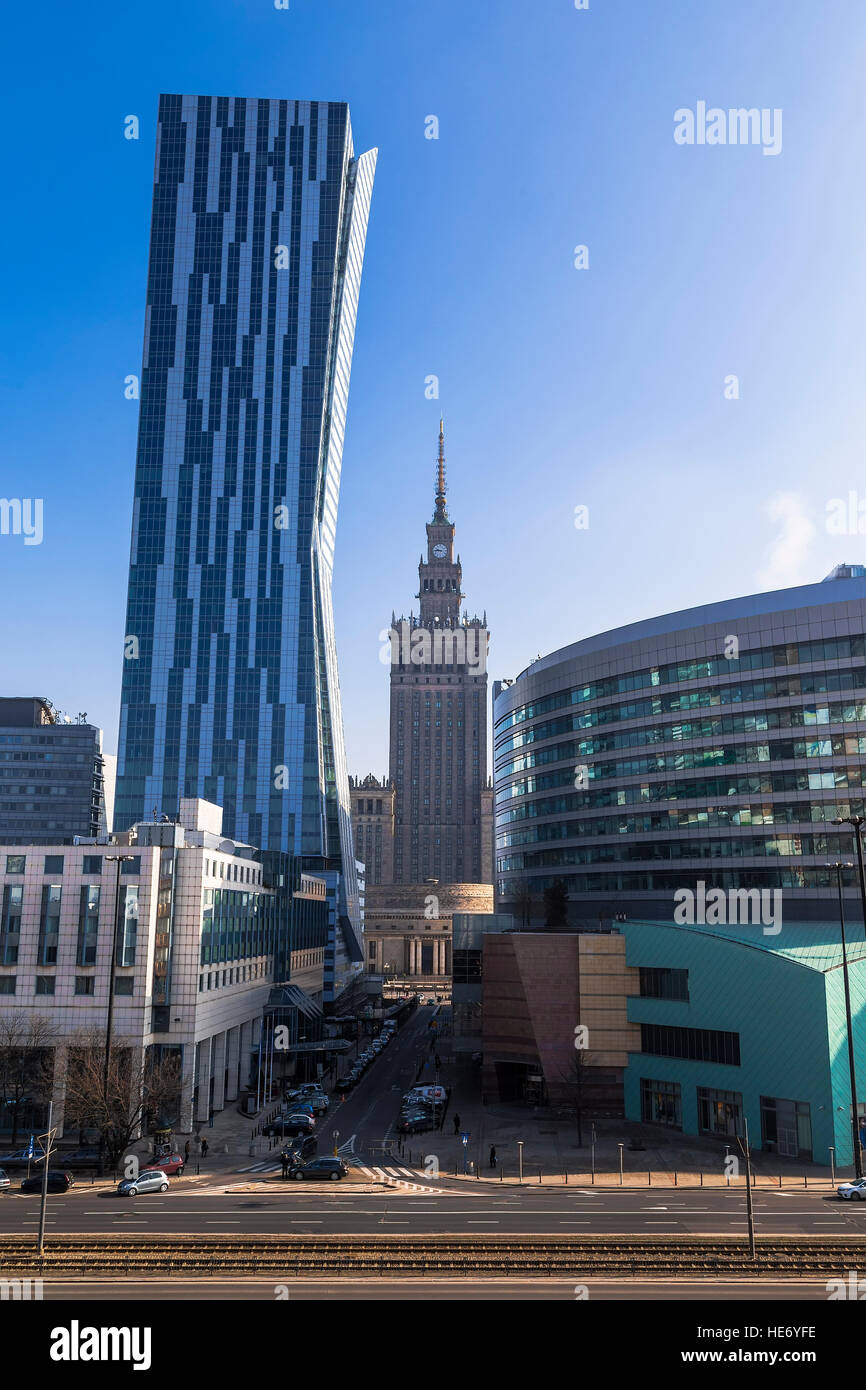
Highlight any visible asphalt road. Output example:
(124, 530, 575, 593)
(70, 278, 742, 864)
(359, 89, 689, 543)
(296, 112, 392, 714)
(1, 1185, 864, 1236)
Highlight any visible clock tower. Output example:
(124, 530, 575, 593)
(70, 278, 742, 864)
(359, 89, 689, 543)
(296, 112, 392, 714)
(384, 421, 493, 885)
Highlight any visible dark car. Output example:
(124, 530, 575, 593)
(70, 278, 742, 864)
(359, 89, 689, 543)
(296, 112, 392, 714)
(396, 1112, 431, 1134)
(291, 1157, 348, 1182)
(20, 1170, 74, 1194)
(56, 1148, 101, 1169)
(263, 1111, 314, 1137)
(281, 1135, 318, 1165)
(335, 1075, 356, 1092)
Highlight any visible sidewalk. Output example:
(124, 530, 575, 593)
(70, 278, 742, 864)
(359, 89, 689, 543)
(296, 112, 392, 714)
(417, 1035, 848, 1189)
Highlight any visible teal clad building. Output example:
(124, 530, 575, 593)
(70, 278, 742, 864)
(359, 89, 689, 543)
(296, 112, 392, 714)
(622, 917, 866, 1168)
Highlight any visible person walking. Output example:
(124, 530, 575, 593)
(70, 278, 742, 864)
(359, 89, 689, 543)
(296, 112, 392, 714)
(200, 1137, 208, 1159)
(281, 1149, 290, 1179)
(489, 1144, 497, 1169)
(184, 1140, 190, 1163)
(453, 1112, 461, 1136)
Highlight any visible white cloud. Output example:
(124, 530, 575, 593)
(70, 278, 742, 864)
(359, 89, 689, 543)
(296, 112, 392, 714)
(755, 491, 816, 591)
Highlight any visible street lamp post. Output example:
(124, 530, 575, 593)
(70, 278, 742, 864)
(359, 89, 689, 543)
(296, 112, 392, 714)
(829, 861, 864, 1178)
(832, 816, 866, 940)
(103, 855, 134, 1151)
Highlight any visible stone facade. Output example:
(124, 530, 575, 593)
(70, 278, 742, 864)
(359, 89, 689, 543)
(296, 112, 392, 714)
(348, 775, 394, 886)
(481, 931, 640, 1110)
(364, 882, 493, 994)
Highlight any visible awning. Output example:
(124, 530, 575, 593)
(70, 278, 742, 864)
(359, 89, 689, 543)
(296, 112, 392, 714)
(266, 985, 323, 1019)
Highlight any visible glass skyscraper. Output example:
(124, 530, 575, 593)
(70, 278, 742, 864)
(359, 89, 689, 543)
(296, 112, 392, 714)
(115, 95, 375, 959)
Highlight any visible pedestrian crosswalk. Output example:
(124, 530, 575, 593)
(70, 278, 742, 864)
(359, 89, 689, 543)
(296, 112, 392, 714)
(235, 1156, 443, 1192)
(353, 1163, 444, 1193)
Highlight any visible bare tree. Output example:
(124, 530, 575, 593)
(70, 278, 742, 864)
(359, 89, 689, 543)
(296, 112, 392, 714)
(512, 879, 535, 930)
(557, 1048, 593, 1148)
(0, 1012, 56, 1146)
(62, 1031, 182, 1170)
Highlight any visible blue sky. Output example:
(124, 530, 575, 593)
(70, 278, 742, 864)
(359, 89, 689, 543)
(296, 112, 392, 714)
(2, 0, 865, 773)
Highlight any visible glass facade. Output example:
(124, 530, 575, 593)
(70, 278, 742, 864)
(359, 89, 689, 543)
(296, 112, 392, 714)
(493, 575, 866, 921)
(0, 703, 106, 845)
(115, 95, 376, 967)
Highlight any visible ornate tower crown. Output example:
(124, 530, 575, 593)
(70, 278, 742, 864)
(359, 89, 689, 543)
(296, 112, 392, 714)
(433, 417, 448, 522)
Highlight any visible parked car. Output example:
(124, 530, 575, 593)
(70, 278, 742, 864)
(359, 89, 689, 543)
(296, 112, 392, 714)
(147, 1152, 185, 1175)
(20, 1170, 74, 1194)
(56, 1148, 101, 1168)
(396, 1112, 431, 1135)
(405, 1084, 447, 1105)
(302, 1091, 329, 1114)
(116, 1169, 170, 1197)
(281, 1135, 318, 1165)
(263, 1113, 315, 1137)
(837, 1178, 866, 1201)
(0, 1168, 10, 1191)
(0, 1148, 46, 1168)
(291, 1157, 348, 1182)
(335, 1075, 356, 1093)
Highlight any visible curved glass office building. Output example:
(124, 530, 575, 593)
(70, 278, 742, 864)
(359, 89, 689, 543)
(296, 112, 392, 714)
(494, 569, 866, 924)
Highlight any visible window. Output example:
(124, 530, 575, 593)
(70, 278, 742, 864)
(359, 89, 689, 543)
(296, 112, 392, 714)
(76, 885, 100, 966)
(452, 949, 482, 983)
(5, 856, 25, 874)
(0, 885, 23, 965)
(114, 977, 134, 996)
(117, 885, 139, 966)
(121, 857, 141, 876)
(697, 1087, 743, 1137)
(760, 1096, 812, 1159)
(75, 976, 95, 996)
(35, 976, 55, 996)
(82, 855, 102, 875)
(639, 967, 689, 1001)
(640, 1077, 682, 1128)
(44, 855, 64, 874)
(0, 976, 16, 995)
(38, 884, 62, 965)
(640, 1023, 740, 1066)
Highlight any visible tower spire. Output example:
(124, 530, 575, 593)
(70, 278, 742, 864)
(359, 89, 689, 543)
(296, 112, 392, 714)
(434, 418, 448, 520)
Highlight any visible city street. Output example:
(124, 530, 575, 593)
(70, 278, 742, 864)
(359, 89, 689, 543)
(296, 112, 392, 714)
(2, 1185, 864, 1238)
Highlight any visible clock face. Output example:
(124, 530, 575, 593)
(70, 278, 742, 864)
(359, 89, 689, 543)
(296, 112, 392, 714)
(432, 544, 447, 559)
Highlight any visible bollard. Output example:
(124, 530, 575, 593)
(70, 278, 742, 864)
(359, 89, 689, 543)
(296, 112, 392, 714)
(500, 1166, 503, 1182)
(804, 1174, 807, 1188)
(700, 1172, 703, 1186)
(648, 1172, 650, 1186)
(674, 1171, 677, 1187)
(196, 1163, 200, 1176)
(779, 1174, 782, 1187)
(564, 1170, 567, 1185)
(538, 1167, 542, 1185)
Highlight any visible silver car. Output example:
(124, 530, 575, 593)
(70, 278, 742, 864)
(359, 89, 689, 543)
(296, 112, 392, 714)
(116, 1168, 170, 1197)
(0, 1168, 9, 1191)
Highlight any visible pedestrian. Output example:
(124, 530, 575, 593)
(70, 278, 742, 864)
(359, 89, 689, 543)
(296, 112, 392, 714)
(201, 1137, 208, 1159)
(489, 1145, 497, 1169)
(184, 1140, 190, 1162)
(453, 1112, 460, 1135)
(281, 1149, 289, 1179)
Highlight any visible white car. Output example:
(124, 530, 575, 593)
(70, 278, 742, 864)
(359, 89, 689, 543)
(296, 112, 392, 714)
(837, 1178, 866, 1201)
